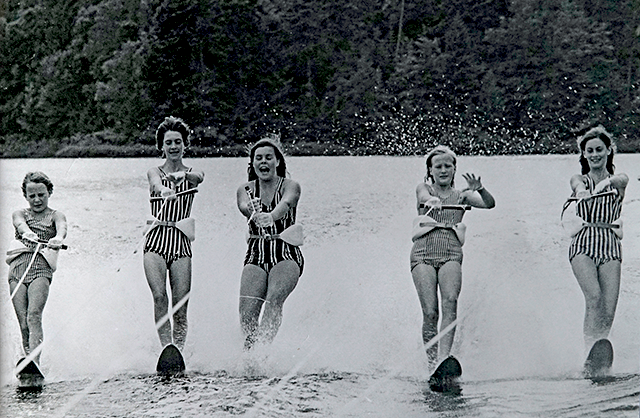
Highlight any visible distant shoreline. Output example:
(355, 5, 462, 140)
(0, 144, 568, 159)
(1, 142, 638, 159)
(0, 143, 355, 158)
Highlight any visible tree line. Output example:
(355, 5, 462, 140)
(1, 0, 639, 157)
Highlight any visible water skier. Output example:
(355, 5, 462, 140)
(410, 145, 495, 368)
(236, 135, 304, 350)
(144, 116, 204, 351)
(8, 172, 67, 365)
(567, 126, 627, 357)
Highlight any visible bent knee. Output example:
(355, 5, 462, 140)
(583, 291, 603, 307)
(172, 305, 188, 319)
(265, 288, 296, 306)
(441, 295, 459, 311)
(424, 312, 438, 325)
(152, 292, 168, 303)
(26, 310, 44, 325)
(17, 317, 29, 330)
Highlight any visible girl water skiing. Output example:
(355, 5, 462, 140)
(567, 126, 628, 367)
(236, 135, 304, 350)
(144, 116, 204, 351)
(411, 145, 495, 369)
(8, 172, 67, 365)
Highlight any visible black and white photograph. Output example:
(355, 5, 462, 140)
(1, 1, 639, 416)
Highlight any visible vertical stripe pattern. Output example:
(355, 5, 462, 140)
(569, 175, 622, 263)
(144, 168, 195, 263)
(244, 178, 304, 273)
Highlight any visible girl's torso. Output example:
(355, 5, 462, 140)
(149, 167, 196, 221)
(575, 175, 622, 223)
(426, 187, 465, 225)
(249, 178, 296, 235)
(16, 208, 57, 245)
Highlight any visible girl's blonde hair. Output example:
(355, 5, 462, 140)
(425, 145, 457, 184)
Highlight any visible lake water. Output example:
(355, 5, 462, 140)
(1, 155, 639, 417)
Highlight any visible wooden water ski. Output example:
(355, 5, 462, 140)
(156, 344, 185, 376)
(584, 339, 613, 379)
(429, 356, 462, 393)
(16, 358, 44, 390)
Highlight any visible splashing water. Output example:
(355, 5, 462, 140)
(1, 155, 639, 417)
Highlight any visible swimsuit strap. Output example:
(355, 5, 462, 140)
(584, 175, 596, 192)
(254, 177, 284, 208)
(275, 177, 284, 202)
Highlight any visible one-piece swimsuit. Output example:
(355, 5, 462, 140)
(568, 175, 622, 267)
(410, 189, 464, 271)
(144, 167, 196, 266)
(244, 178, 304, 274)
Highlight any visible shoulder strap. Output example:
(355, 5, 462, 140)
(584, 175, 594, 191)
(276, 177, 285, 197)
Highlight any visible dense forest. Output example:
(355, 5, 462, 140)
(1, 0, 639, 157)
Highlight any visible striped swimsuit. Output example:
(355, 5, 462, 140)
(9, 209, 57, 285)
(569, 175, 622, 267)
(411, 189, 465, 271)
(244, 178, 304, 274)
(144, 168, 196, 266)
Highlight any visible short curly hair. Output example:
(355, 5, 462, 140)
(155, 116, 190, 150)
(22, 172, 54, 196)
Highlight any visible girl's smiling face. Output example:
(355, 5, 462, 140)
(162, 131, 185, 160)
(583, 137, 610, 171)
(252, 146, 279, 180)
(25, 182, 50, 213)
(429, 154, 456, 187)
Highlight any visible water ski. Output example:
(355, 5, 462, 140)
(429, 356, 462, 393)
(16, 358, 44, 390)
(156, 344, 185, 376)
(584, 339, 613, 379)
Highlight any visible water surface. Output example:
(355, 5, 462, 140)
(1, 155, 639, 417)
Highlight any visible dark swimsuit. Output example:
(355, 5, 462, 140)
(244, 178, 304, 274)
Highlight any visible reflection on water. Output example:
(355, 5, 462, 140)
(14, 387, 44, 401)
(422, 387, 467, 412)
